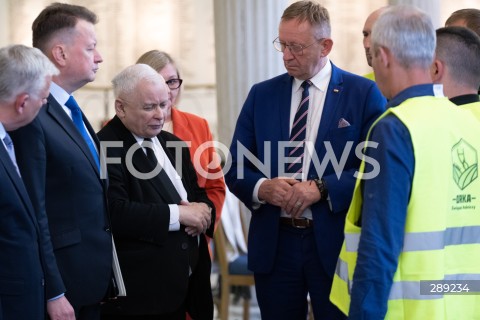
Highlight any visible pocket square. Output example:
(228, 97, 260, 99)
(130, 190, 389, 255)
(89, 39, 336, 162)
(338, 118, 351, 128)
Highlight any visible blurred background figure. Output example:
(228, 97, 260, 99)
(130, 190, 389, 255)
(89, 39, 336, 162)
(445, 8, 480, 36)
(362, 6, 388, 80)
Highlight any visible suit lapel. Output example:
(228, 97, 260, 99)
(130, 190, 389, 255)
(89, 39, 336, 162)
(315, 62, 344, 148)
(46, 94, 100, 177)
(279, 75, 294, 142)
(0, 145, 38, 226)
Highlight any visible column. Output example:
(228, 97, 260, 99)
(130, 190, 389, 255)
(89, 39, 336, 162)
(213, 0, 289, 146)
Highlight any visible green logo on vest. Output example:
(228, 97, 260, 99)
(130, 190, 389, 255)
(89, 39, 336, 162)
(452, 139, 478, 190)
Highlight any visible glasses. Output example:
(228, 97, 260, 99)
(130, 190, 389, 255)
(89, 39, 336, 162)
(272, 37, 323, 56)
(165, 78, 183, 90)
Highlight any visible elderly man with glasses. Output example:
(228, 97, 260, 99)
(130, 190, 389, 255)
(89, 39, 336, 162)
(225, 1, 386, 319)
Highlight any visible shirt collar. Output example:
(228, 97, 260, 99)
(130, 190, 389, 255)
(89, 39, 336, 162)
(449, 94, 480, 106)
(50, 81, 71, 106)
(0, 122, 6, 140)
(293, 58, 332, 93)
(387, 84, 438, 108)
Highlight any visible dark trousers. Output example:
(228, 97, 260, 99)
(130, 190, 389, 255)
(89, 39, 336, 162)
(254, 225, 346, 320)
(101, 304, 186, 320)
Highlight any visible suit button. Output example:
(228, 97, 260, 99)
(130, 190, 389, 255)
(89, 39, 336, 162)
(104, 227, 111, 232)
(181, 243, 188, 250)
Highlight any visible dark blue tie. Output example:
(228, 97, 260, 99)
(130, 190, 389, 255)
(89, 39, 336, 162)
(286, 80, 312, 179)
(65, 96, 100, 171)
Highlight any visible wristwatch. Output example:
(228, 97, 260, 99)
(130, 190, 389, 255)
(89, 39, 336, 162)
(313, 178, 328, 200)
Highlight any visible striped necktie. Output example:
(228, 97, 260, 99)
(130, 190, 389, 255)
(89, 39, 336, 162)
(285, 80, 312, 179)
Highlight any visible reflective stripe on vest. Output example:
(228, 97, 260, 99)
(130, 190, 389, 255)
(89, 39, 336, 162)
(345, 225, 480, 252)
(335, 260, 480, 301)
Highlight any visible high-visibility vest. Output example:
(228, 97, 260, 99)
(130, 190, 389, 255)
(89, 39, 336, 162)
(461, 101, 480, 121)
(330, 96, 480, 319)
(364, 72, 375, 81)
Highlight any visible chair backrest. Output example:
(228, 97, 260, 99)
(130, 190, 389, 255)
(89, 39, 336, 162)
(214, 222, 232, 277)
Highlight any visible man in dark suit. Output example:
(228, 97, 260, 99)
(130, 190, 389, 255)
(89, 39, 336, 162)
(0, 44, 58, 319)
(10, 4, 113, 320)
(98, 64, 214, 320)
(225, 1, 386, 319)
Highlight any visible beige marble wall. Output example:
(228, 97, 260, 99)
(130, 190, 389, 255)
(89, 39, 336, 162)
(1, 0, 480, 138)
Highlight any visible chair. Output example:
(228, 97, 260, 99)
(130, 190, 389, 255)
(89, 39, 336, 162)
(214, 221, 255, 320)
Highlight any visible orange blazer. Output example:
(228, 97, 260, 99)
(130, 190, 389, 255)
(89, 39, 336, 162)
(171, 108, 226, 230)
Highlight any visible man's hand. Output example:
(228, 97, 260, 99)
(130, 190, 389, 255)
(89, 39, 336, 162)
(258, 178, 298, 206)
(282, 180, 321, 218)
(179, 200, 211, 236)
(47, 295, 75, 320)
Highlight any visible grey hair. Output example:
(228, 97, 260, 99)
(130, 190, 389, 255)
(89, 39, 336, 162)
(112, 64, 165, 99)
(372, 5, 435, 69)
(0, 44, 59, 103)
(281, 0, 331, 38)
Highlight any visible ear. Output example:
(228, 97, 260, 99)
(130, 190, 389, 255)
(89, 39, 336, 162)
(430, 59, 444, 83)
(115, 99, 126, 117)
(321, 38, 333, 57)
(378, 46, 390, 68)
(51, 45, 67, 67)
(14, 93, 29, 115)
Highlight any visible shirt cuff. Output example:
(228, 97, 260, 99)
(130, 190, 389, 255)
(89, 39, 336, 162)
(168, 204, 180, 231)
(48, 293, 65, 302)
(252, 178, 268, 209)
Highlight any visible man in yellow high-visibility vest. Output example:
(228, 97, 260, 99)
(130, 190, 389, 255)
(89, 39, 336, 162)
(330, 5, 480, 320)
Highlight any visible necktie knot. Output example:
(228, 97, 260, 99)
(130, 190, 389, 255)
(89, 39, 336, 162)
(65, 96, 81, 113)
(302, 80, 312, 91)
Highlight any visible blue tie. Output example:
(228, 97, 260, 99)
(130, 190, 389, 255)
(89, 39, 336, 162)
(3, 132, 20, 176)
(65, 96, 100, 171)
(286, 80, 312, 179)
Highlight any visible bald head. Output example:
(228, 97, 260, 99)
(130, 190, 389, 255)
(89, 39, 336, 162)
(363, 7, 388, 67)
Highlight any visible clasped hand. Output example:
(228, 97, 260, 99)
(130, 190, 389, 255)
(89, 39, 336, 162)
(258, 178, 321, 218)
(178, 200, 211, 236)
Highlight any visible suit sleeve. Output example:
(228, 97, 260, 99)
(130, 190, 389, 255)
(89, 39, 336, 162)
(224, 85, 266, 210)
(10, 119, 66, 299)
(322, 81, 386, 214)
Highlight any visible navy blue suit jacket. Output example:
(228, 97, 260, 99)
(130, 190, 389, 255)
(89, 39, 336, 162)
(225, 62, 386, 276)
(10, 94, 113, 307)
(0, 142, 45, 319)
